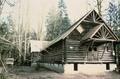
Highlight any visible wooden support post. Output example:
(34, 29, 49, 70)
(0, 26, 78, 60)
(63, 39, 67, 63)
(106, 63, 110, 70)
(93, 11, 96, 22)
(114, 43, 120, 72)
(74, 63, 78, 71)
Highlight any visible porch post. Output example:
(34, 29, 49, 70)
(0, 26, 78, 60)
(74, 63, 78, 71)
(106, 63, 110, 70)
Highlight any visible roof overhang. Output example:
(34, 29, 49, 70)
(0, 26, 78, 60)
(90, 38, 117, 42)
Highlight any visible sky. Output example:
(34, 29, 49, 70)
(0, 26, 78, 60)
(1, 0, 118, 40)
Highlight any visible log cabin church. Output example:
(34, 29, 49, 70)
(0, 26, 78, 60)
(38, 10, 120, 72)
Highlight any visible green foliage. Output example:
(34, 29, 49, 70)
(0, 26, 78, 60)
(0, 16, 18, 62)
(0, 22, 8, 36)
(107, 1, 120, 38)
(0, 73, 7, 79)
(46, 0, 71, 41)
(0, 16, 14, 38)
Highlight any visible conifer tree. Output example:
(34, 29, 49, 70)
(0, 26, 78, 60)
(107, 0, 120, 37)
(46, 0, 71, 41)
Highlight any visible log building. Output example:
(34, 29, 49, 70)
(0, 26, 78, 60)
(39, 10, 119, 72)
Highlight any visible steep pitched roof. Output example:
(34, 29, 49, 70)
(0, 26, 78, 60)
(43, 9, 119, 51)
(81, 23, 118, 41)
(81, 23, 104, 40)
(47, 10, 94, 46)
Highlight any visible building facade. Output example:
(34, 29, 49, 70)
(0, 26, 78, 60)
(39, 10, 119, 72)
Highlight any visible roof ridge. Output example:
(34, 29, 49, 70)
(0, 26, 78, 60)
(44, 10, 97, 49)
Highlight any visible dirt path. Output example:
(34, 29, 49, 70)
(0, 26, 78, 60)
(7, 66, 120, 79)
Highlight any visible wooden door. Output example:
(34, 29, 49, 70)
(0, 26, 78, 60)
(87, 47, 98, 61)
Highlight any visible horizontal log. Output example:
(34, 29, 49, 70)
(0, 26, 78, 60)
(67, 42, 80, 44)
(98, 50, 112, 52)
(98, 54, 113, 57)
(66, 53, 86, 55)
(66, 61, 115, 64)
(67, 55, 85, 57)
(67, 57, 85, 60)
(101, 58, 114, 60)
(66, 50, 86, 53)
(100, 59, 114, 61)
(66, 40, 80, 43)
(98, 54, 111, 56)
(98, 52, 111, 54)
(98, 53, 112, 55)
(66, 57, 85, 60)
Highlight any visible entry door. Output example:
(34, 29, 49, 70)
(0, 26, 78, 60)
(92, 50, 99, 60)
(87, 47, 98, 61)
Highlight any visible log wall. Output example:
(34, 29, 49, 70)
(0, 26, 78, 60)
(65, 40, 115, 63)
(65, 40, 87, 63)
(41, 40, 64, 63)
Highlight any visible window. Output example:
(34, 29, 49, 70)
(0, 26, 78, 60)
(76, 25, 84, 33)
(89, 47, 92, 51)
(94, 47, 97, 51)
(112, 51, 115, 56)
(69, 46, 74, 49)
(107, 44, 112, 52)
(74, 63, 78, 71)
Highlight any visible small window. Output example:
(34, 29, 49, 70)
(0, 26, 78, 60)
(76, 25, 84, 33)
(107, 46, 111, 51)
(74, 63, 78, 71)
(89, 47, 92, 51)
(112, 51, 115, 56)
(94, 47, 97, 51)
(69, 46, 74, 49)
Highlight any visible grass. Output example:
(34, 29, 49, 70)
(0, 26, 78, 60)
(0, 73, 7, 79)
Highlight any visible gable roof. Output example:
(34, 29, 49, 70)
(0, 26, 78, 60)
(43, 9, 119, 51)
(47, 10, 94, 45)
(81, 23, 104, 41)
(81, 23, 118, 41)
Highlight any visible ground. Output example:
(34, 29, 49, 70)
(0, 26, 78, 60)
(2, 64, 118, 79)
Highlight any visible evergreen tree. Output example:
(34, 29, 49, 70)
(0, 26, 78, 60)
(46, 0, 71, 41)
(96, 0, 103, 16)
(107, 0, 120, 37)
